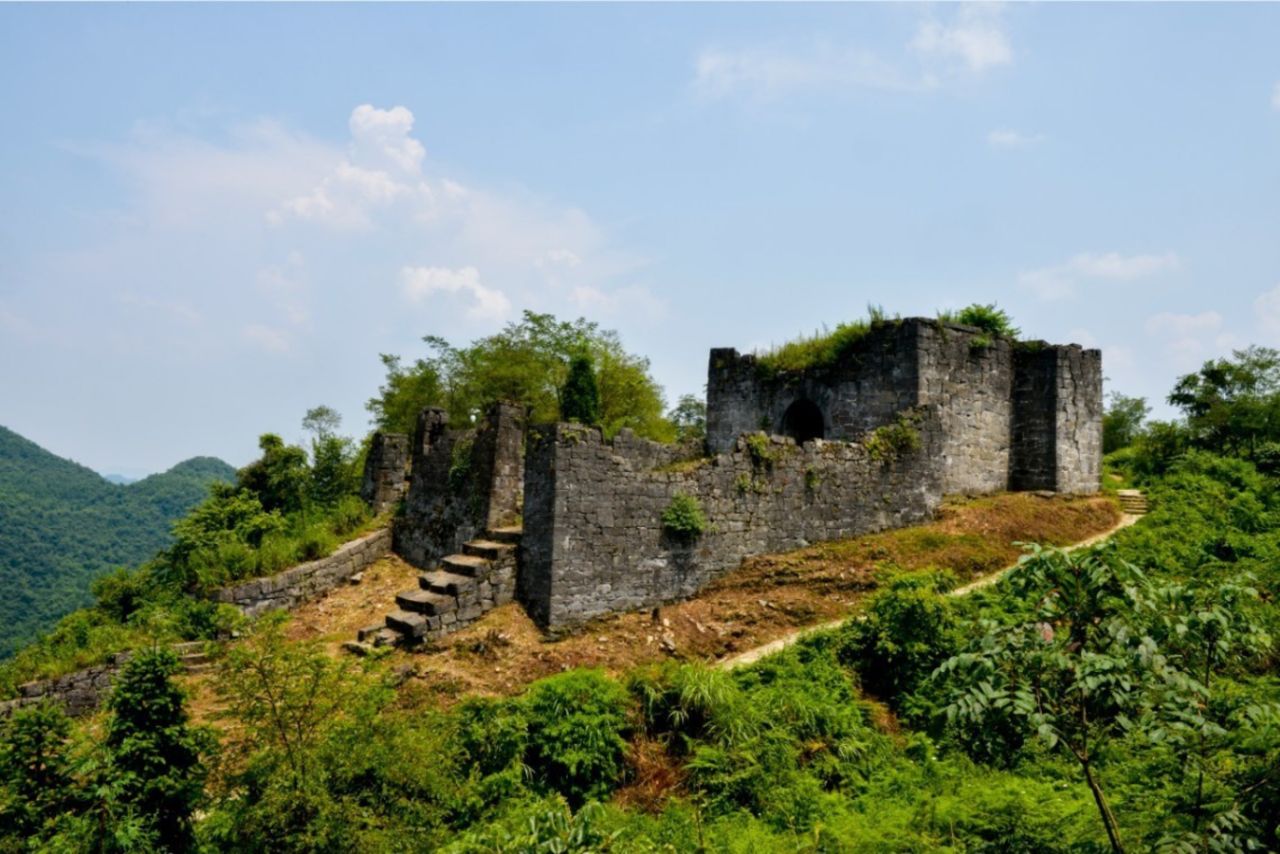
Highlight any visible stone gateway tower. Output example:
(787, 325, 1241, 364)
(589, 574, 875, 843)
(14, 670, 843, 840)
(706, 318, 1102, 495)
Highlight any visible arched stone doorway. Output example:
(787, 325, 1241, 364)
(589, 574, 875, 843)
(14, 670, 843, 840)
(781, 398, 825, 444)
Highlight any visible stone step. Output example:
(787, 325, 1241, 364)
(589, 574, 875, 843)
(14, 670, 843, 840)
(385, 609, 429, 638)
(420, 570, 476, 597)
(372, 627, 401, 648)
(343, 640, 375, 657)
(357, 623, 386, 643)
(395, 588, 456, 616)
(463, 539, 516, 560)
(486, 526, 523, 545)
(179, 653, 212, 667)
(441, 553, 490, 578)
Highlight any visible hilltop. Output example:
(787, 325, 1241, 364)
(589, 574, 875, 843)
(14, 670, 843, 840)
(0, 425, 234, 656)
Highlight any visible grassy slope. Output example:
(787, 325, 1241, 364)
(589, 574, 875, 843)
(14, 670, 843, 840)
(0, 425, 234, 656)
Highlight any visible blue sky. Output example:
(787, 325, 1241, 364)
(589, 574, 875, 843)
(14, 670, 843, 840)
(2, 3, 1278, 476)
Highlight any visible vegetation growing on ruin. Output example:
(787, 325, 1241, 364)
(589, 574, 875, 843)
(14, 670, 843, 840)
(753, 304, 895, 376)
(936, 302, 1021, 346)
(661, 492, 708, 538)
(368, 311, 675, 442)
(864, 413, 922, 460)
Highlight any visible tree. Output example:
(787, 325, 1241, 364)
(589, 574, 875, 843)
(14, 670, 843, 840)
(365, 311, 674, 441)
(216, 617, 358, 790)
(1102, 393, 1150, 454)
(0, 702, 78, 838)
(301, 406, 341, 441)
(237, 434, 310, 514)
(302, 406, 357, 508)
(366, 353, 444, 436)
(937, 545, 1155, 852)
(1168, 346, 1280, 454)
(104, 648, 210, 849)
(669, 394, 707, 445)
(560, 353, 601, 425)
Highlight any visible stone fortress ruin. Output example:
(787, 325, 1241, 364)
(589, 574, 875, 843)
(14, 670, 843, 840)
(355, 317, 1103, 649)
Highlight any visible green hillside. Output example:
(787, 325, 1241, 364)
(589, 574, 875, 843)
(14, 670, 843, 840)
(0, 426, 234, 657)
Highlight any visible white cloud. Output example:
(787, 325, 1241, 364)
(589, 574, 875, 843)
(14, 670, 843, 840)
(912, 4, 1012, 73)
(1020, 251, 1181, 300)
(536, 248, 583, 270)
(1254, 283, 1280, 334)
(401, 265, 512, 323)
(692, 3, 1011, 100)
(270, 104, 432, 230)
(242, 323, 291, 354)
(1144, 311, 1239, 366)
(987, 128, 1043, 148)
(693, 44, 910, 99)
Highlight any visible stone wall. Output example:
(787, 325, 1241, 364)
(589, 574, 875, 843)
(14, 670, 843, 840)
(1050, 346, 1104, 494)
(360, 432, 410, 514)
(520, 408, 944, 629)
(213, 528, 392, 617)
(0, 654, 130, 718)
(394, 403, 525, 571)
(706, 320, 920, 456)
(705, 318, 1100, 496)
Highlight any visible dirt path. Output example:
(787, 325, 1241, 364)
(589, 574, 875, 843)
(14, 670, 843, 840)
(717, 511, 1142, 670)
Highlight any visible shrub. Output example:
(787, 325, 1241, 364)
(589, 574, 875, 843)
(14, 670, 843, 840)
(865, 416, 922, 461)
(296, 522, 338, 562)
(330, 494, 370, 535)
(521, 670, 631, 807)
(836, 572, 958, 709)
(938, 303, 1021, 342)
(661, 493, 707, 539)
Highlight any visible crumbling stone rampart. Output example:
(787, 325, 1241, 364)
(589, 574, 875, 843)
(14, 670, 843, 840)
(393, 403, 524, 571)
(213, 528, 391, 617)
(706, 318, 1101, 495)
(519, 409, 944, 629)
(360, 432, 410, 514)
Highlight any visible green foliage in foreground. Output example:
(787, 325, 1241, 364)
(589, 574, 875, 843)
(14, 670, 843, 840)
(0, 425, 234, 658)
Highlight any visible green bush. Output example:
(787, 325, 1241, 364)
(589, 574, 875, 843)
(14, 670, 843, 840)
(836, 571, 958, 709)
(865, 415, 922, 461)
(521, 670, 631, 808)
(330, 494, 370, 535)
(661, 492, 707, 539)
(295, 521, 338, 562)
(938, 303, 1021, 343)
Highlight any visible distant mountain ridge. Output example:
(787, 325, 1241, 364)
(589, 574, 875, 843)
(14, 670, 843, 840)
(0, 425, 235, 657)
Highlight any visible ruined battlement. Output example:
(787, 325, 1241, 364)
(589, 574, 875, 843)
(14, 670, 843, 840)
(707, 318, 1101, 494)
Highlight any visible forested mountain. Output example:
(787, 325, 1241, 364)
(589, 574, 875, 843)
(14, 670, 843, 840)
(0, 426, 234, 657)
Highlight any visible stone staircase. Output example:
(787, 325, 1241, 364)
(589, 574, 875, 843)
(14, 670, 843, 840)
(1116, 489, 1149, 516)
(349, 526, 522, 653)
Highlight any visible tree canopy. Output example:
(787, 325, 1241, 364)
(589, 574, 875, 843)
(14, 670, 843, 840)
(367, 311, 674, 441)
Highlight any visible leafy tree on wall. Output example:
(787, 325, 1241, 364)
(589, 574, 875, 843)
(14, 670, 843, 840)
(366, 311, 674, 441)
(560, 352, 601, 425)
